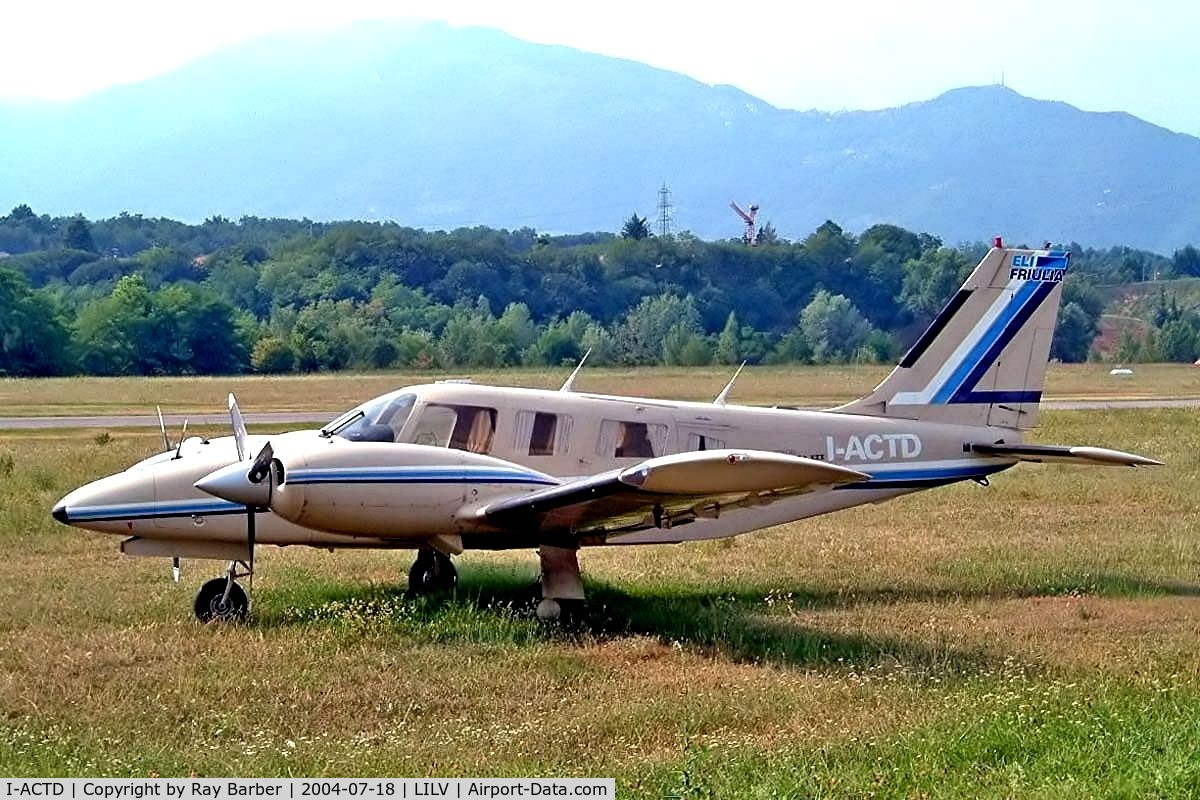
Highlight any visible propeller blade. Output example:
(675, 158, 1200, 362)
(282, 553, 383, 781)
(228, 393, 248, 461)
(247, 442, 274, 485)
(156, 406, 170, 451)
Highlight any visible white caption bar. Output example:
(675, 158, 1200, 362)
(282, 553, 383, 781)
(2, 780, 615, 800)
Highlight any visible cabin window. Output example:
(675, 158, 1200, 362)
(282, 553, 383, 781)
(687, 432, 725, 451)
(597, 420, 669, 459)
(515, 411, 570, 456)
(410, 404, 497, 454)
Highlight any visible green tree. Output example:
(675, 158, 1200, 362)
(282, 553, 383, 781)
(1115, 327, 1160, 363)
(530, 323, 580, 366)
(204, 249, 266, 316)
(802, 220, 853, 271)
(900, 248, 972, 321)
(0, 268, 70, 375)
(754, 222, 780, 246)
(438, 301, 502, 368)
(1173, 245, 1200, 277)
(799, 290, 873, 363)
(857, 329, 900, 364)
(715, 311, 740, 365)
(580, 321, 617, 365)
(1047, 278, 1103, 363)
(620, 214, 650, 240)
(1159, 319, 1198, 362)
(290, 300, 377, 371)
(494, 302, 538, 364)
(74, 274, 156, 374)
(74, 275, 247, 374)
(137, 246, 197, 287)
(1051, 302, 1096, 363)
(393, 329, 439, 368)
(767, 329, 812, 364)
(153, 283, 249, 374)
(251, 336, 295, 373)
(7, 204, 34, 222)
(62, 216, 96, 252)
(858, 224, 923, 264)
(529, 311, 594, 366)
(614, 293, 702, 365)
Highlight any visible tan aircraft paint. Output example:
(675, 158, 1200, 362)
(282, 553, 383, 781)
(53, 245, 1157, 563)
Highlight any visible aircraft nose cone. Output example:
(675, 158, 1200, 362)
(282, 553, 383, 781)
(51, 500, 69, 524)
(195, 462, 268, 508)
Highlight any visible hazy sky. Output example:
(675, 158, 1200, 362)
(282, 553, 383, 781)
(4, 1, 1198, 135)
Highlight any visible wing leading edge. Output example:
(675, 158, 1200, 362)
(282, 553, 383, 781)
(466, 449, 868, 536)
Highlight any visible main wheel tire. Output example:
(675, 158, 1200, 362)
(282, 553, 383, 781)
(408, 552, 457, 594)
(535, 598, 562, 621)
(194, 577, 249, 622)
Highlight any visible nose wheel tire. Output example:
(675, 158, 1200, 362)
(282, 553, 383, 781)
(194, 577, 249, 622)
(408, 550, 457, 594)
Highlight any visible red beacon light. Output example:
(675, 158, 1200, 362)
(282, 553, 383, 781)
(993, 235, 1003, 248)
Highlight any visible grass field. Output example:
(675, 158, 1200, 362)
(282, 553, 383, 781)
(0, 371, 1198, 796)
(1, 362, 1198, 418)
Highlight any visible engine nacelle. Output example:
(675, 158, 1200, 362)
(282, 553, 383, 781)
(268, 441, 558, 539)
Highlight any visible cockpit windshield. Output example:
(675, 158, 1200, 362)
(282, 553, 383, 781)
(324, 391, 417, 443)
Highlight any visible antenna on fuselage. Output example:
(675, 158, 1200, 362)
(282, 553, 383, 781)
(156, 406, 171, 451)
(714, 361, 747, 406)
(559, 348, 592, 392)
(173, 419, 189, 460)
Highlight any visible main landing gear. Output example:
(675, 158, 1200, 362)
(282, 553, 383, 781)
(535, 545, 585, 621)
(408, 547, 458, 593)
(403, 545, 586, 622)
(194, 560, 252, 622)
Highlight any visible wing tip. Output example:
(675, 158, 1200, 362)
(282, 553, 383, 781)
(1068, 446, 1164, 467)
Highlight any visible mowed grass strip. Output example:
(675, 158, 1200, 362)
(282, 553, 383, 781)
(1, 362, 1198, 417)
(0, 409, 1196, 795)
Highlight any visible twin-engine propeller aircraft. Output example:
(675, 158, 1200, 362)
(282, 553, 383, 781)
(53, 241, 1161, 622)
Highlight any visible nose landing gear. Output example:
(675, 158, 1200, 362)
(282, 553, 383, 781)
(194, 560, 251, 622)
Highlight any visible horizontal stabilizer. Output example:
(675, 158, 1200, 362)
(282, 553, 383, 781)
(970, 443, 1162, 467)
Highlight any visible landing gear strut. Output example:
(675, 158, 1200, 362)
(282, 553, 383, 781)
(536, 545, 585, 621)
(194, 560, 251, 622)
(408, 548, 457, 594)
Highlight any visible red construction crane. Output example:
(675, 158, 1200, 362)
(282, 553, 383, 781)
(730, 201, 759, 245)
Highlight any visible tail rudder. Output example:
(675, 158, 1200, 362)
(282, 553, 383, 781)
(835, 241, 1069, 430)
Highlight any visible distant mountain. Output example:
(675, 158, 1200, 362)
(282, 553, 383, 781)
(2, 20, 1198, 252)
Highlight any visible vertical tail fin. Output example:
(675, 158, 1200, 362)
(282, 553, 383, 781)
(834, 243, 1069, 430)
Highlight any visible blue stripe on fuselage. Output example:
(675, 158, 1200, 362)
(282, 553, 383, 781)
(286, 466, 558, 487)
(835, 462, 1011, 489)
(66, 499, 245, 522)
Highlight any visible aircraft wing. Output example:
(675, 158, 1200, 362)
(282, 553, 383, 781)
(969, 443, 1162, 466)
(467, 449, 868, 536)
